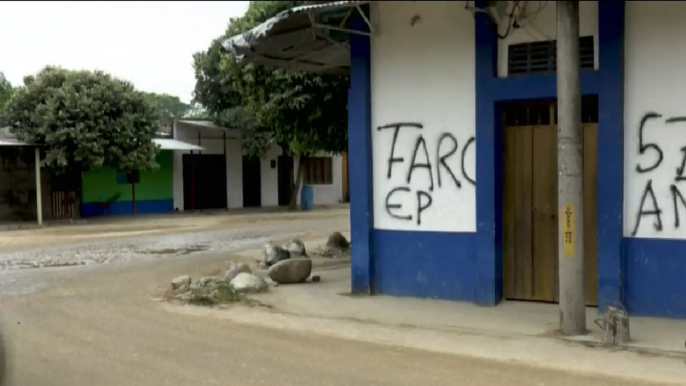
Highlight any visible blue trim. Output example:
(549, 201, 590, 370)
(348, 12, 374, 295)
(81, 199, 174, 217)
(372, 230, 476, 300)
(490, 71, 601, 101)
(624, 238, 686, 318)
(474, 2, 626, 308)
(596, 1, 626, 313)
(475, 4, 500, 305)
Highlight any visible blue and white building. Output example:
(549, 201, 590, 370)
(226, 1, 686, 318)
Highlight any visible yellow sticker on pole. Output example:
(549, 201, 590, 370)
(562, 203, 575, 257)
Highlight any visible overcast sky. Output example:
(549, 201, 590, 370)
(0, 1, 250, 103)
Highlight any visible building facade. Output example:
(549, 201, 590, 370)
(337, 0, 686, 319)
(172, 119, 345, 211)
(81, 150, 175, 217)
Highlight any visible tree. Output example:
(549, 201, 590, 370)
(142, 92, 192, 126)
(3, 66, 162, 214)
(0, 72, 12, 112)
(193, 1, 348, 210)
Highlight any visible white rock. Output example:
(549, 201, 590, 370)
(282, 239, 308, 256)
(225, 263, 252, 282)
(230, 273, 268, 293)
(171, 275, 192, 290)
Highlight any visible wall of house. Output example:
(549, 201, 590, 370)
(497, 1, 599, 77)
(294, 153, 344, 206)
(172, 130, 238, 210)
(81, 150, 174, 217)
(367, 1, 477, 300)
(173, 124, 344, 210)
(261, 145, 280, 208)
(623, 1, 686, 317)
(0, 148, 52, 222)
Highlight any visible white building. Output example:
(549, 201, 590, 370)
(172, 119, 346, 211)
(224, 1, 686, 319)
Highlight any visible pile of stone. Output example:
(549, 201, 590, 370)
(261, 239, 314, 285)
(168, 233, 351, 305)
(169, 262, 268, 305)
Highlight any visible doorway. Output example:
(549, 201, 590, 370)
(502, 98, 598, 305)
(182, 154, 227, 211)
(277, 155, 293, 207)
(242, 155, 262, 208)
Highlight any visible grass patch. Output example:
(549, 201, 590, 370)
(215, 283, 244, 303)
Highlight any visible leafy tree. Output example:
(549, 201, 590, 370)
(0, 72, 12, 112)
(193, 1, 348, 209)
(142, 92, 192, 126)
(3, 66, 163, 213)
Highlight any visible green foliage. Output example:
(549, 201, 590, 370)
(142, 92, 191, 125)
(192, 1, 348, 159)
(0, 72, 12, 110)
(3, 67, 162, 174)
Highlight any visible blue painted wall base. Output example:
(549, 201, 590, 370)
(624, 238, 686, 318)
(81, 200, 174, 218)
(373, 231, 476, 301)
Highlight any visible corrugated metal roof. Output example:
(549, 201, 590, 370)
(0, 127, 30, 147)
(153, 138, 204, 151)
(222, 1, 370, 74)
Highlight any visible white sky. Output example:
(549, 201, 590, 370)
(0, 1, 250, 103)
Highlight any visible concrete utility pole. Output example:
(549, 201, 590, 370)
(556, 0, 586, 335)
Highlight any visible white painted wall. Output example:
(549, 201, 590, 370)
(496, 1, 598, 77)
(172, 122, 344, 210)
(624, 1, 686, 239)
(294, 153, 343, 206)
(370, 1, 476, 233)
(261, 146, 280, 208)
(226, 139, 243, 209)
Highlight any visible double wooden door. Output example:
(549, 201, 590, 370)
(503, 102, 598, 305)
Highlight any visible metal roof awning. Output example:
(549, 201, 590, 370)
(153, 138, 204, 151)
(0, 127, 31, 147)
(222, 1, 373, 74)
(0, 139, 29, 147)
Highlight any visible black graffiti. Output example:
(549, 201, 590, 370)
(461, 137, 476, 186)
(385, 186, 413, 221)
(631, 179, 663, 236)
(436, 133, 461, 189)
(377, 123, 423, 179)
(379, 121, 475, 226)
(407, 135, 434, 191)
(636, 112, 664, 174)
(416, 190, 433, 226)
(676, 147, 686, 182)
(671, 184, 686, 229)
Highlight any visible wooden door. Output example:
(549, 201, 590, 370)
(503, 103, 598, 305)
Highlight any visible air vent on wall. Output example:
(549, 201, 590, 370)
(508, 36, 595, 75)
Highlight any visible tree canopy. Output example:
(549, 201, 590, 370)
(3, 67, 162, 174)
(0, 72, 12, 111)
(142, 92, 191, 125)
(192, 1, 348, 159)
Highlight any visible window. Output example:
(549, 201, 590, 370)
(507, 36, 595, 75)
(117, 170, 140, 185)
(303, 157, 333, 185)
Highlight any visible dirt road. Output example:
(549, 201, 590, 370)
(0, 210, 670, 385)
(0, 250, 661, 386)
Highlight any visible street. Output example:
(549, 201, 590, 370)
(0, 210, 671, 385)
